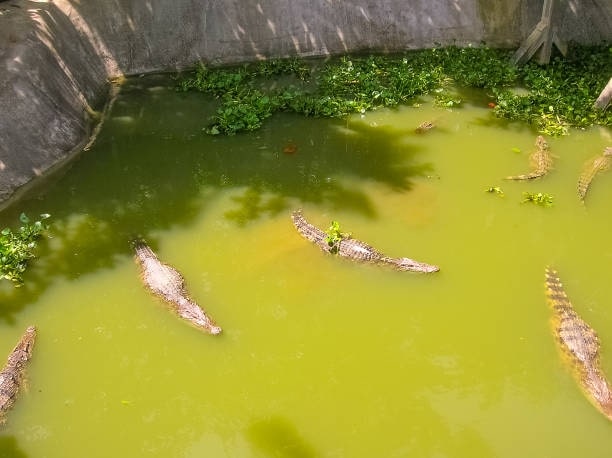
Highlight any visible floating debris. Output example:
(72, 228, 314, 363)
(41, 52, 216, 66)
(485, 186, 505, 197)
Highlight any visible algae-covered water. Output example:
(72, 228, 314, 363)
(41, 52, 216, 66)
(1, 74, 612, 457)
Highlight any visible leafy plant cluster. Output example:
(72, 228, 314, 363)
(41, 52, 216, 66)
(325, 220, 350, 254)
(493, 46, 612, 136)
(485, 187, 556, 207)
(177, 46, 611, 135)
(485, 186, 505, 197)
(0, 213, 50, 286)
(522, 191, 554, 207)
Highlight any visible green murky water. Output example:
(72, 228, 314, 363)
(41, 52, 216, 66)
(1, 74, 612, 457)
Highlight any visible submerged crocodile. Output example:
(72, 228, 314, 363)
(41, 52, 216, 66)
(0, 326, 36, 424)
(506, 135, 553, 180)
(544, 267, 612, 420)
(133, 240, 221, 335)
(577, 146, 612, 202)
(291, 210, 439, 273)
(415, 121, 435, 134)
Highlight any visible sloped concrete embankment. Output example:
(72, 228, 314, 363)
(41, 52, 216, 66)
(0, 0, 610, 207)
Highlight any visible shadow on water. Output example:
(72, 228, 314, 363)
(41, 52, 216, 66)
(401, 398, 495, 456)
(0, 435, 28, 458)
(0, 76, 433, 320)
(245, 405, 494, 457)
(246, 417, 316, 458)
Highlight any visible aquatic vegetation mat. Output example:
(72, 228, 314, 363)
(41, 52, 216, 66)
(0, 213, 49, 286)
(178, 45, 612, 136)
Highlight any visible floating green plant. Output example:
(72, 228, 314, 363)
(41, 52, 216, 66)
(178, 45, 612, 135)
(0, 213, 50, 286)
(485, 186, 505, 197)
(493, 46, 612, 136)
(325, 221, 350, 254)
(522, 192, 554, 207)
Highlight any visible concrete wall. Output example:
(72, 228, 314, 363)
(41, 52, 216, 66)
(0, 0, 610, 207)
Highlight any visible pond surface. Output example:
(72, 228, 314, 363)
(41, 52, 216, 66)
(1, 74, 612, 457)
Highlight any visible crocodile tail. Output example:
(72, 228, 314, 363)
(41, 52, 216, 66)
(291, 209, 329, 248)
(547, 268, 601, 363)
(505, 171, 545, 180)
(544, 267, 570, 310)
(132, 239, 158, 261)
(291, 209, 310, 236)
(291, 208, 303, 222)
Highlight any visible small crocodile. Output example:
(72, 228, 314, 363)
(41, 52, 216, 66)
(577, 146, 612, 202)
(291, 210, 439, 273)
(0, 326, 36, 424)
(506, 136, 553, 180)
(415, 121, 435, 134)
(544, 267, 612, 420)
(133, 240, 221, 335)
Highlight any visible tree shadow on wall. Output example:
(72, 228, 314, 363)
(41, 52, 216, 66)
(0, 79, 434, 321)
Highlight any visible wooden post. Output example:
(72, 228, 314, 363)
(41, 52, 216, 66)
(594, 77, 612, 111)
(511, 0, 567, 65)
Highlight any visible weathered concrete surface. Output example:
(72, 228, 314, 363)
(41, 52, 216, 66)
(0, 0, 611, 207)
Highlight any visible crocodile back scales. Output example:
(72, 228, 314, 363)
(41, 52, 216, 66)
(134, 241, 186, 298)
(133, 240, 221, 335)
(544, 267, 612, 420)
(291, 210, 439, 273)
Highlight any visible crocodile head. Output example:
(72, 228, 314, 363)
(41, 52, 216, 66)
(396, 257, 440, 273)
(535, 135, 549, 150)
(6, 326, 36, 368)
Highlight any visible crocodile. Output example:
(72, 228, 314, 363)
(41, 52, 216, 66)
(577, 146, 612, 202)
(415, 121, 435, 134)
(506, 135, 553, 180)
(0, 326, 36, 424)
(133, 240, 221, 335)
(291, 210, 439, 273)
(544, 267, 612, 420)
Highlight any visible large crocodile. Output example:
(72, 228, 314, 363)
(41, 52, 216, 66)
(577, 146, 612, 202)
(506, 135, 553, 180)
(544, 267, 612, 420)
(0, 326, 36, 424)
(133, 240, 222, 335)
(291, 210, 439, 273)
